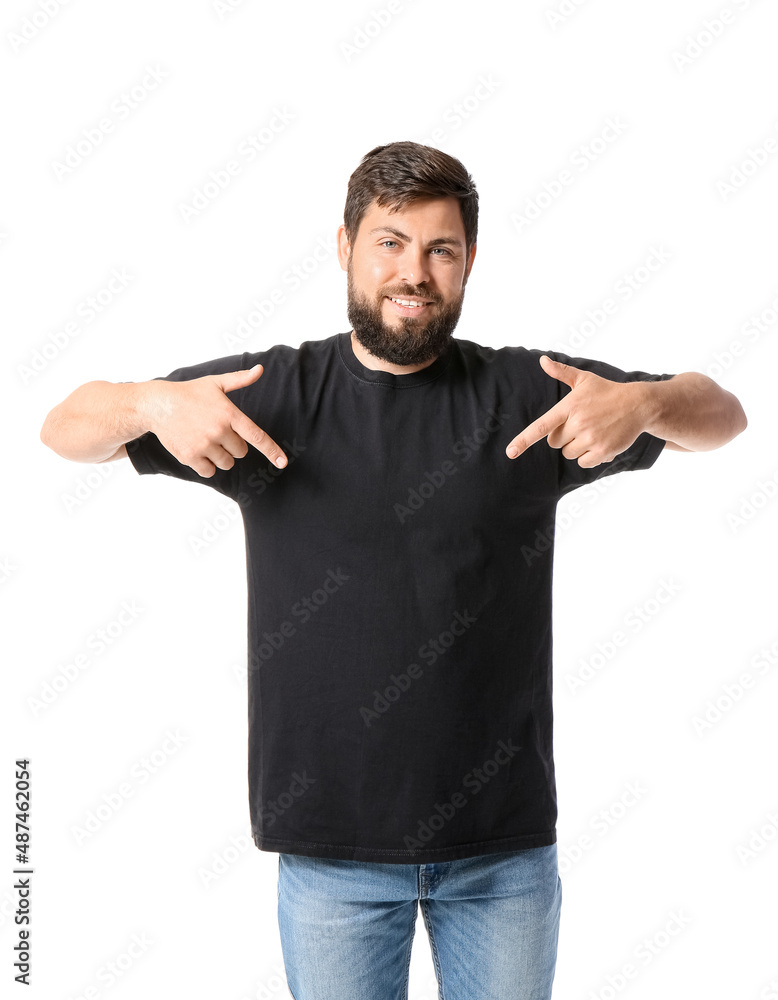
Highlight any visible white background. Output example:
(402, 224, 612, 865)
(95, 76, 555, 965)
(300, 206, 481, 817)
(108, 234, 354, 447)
(2, 1, 776, 998)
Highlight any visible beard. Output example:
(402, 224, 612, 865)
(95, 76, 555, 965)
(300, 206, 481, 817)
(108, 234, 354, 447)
(346, 261, 466, 367)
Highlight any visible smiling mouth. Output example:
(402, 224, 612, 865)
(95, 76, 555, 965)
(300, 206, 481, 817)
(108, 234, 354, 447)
(385, 296, 436, 313)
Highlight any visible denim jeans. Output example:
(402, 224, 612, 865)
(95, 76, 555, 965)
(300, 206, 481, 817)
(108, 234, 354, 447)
(277, 843, 561, 1000)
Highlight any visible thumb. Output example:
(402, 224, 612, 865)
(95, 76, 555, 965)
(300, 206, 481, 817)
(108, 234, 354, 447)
(213, 363, 264, 393)
(539, 354, 579, 387)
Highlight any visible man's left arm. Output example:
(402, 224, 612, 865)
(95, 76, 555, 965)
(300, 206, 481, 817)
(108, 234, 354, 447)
(506, 356, 747, 467)
(636, 370, 747, 452)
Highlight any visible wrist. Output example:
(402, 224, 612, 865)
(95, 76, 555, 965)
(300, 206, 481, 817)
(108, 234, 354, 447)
(632, 379, 666, 439)
(130, 379, 166, 437)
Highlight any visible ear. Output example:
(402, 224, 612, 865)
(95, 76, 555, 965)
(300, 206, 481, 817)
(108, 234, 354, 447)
(337, 224, 351, 272)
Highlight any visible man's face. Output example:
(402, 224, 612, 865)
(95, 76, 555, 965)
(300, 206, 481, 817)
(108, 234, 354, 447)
(337, 196, 476, 366)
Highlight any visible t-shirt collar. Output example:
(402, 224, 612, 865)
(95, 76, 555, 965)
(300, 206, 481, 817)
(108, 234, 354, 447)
(337, 331, 453, 387)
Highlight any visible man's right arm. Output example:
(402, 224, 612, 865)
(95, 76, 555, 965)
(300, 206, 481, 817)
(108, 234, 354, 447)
(39, 365, 288, 478)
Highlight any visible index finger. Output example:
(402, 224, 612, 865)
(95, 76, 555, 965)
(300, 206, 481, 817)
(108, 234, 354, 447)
(230, 407, 288, 468)
(506, 398, 568, 459)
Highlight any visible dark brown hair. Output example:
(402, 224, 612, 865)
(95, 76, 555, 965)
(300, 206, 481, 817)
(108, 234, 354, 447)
(343, 141, 478, 255)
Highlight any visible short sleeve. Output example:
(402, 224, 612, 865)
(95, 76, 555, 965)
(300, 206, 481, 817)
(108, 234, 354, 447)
(540, 349, 676, 498)
(125, 352, 251, 500)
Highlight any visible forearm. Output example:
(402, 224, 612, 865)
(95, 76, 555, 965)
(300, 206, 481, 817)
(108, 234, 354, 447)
(637, 372, 747, 451)
(40, 380, 156, 463)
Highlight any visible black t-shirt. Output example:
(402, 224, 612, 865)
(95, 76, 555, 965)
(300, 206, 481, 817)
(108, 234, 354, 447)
(126, 331, 674, 863)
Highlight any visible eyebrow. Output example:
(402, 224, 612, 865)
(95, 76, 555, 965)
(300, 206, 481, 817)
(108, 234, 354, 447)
(367, 226, 464, 248)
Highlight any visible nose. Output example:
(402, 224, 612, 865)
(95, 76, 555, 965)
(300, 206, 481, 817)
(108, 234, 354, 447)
(399, 246, 431, 287)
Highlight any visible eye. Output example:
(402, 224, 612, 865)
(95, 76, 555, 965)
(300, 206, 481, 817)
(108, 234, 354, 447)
(380, 240, 398, 248)
(431, 247, 451, 255)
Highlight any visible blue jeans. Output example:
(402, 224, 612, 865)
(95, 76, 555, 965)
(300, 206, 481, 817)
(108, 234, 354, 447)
(277, 843, 562, 1000)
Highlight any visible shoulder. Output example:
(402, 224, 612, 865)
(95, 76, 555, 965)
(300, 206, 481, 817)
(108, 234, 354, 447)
(242, 333, 339, 371)
(451, 337, 551, 384)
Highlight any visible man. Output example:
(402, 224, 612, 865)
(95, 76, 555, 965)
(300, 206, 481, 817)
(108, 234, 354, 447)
(41, 141, 746, 1000)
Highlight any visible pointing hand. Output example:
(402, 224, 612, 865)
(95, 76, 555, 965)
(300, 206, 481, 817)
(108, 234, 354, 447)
(505, 356, 644, 469)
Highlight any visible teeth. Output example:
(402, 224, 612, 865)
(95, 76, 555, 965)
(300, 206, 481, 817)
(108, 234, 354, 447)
(391, 298, 427, 307)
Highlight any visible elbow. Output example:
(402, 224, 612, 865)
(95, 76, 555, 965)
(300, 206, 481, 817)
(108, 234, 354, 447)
(729, 393, 748, 441)
(40, 407, 71, 459)
(40, 412, 57, 453)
